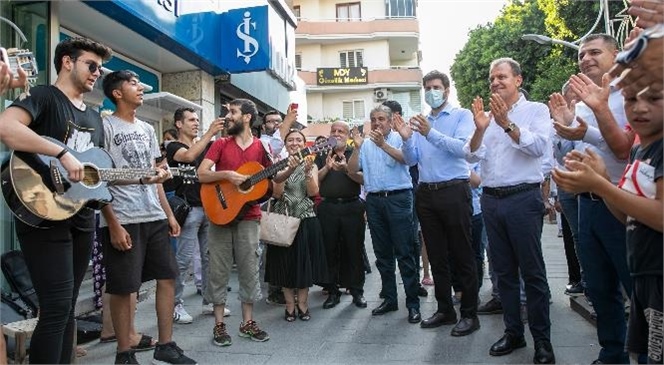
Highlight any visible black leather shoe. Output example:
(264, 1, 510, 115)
(352, 294, 367, 308)
(451, 317, 480, 336)
(323, 293, 340, 309)
(371, 300, 398, 315)
(489, 333, 527, 356)
(533, 340, 555, 364)
(420, 311, 457, 328)
(408, 308, 421, 323)
(417, 285, 428, 297)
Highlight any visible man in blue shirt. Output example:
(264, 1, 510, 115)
(348, 105, 420, 323)
(394, 70, 479, 337)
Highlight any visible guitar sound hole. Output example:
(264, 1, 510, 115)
(82, 165, 100, 187)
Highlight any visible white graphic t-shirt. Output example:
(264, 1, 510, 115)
(100, 115, 166, 227)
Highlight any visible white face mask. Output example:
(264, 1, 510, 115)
(425, 89, 446, 109)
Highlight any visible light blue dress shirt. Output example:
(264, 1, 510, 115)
(402, 104, 475, 183)
(358, 130, 412, 193)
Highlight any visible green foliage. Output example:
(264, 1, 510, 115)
(450, 0, 632, 106)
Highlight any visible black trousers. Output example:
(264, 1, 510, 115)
(16, 220, 93, 364)
(317, 199, 366, 294)
(416, 183, 478, 318)
(561, 211, 581, 284)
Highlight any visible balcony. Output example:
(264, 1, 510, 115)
(299, 67, 422, 92)
(296, 17, 419, 41)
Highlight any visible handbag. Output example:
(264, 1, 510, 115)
(260, 200, 300, 247)
(167, 194, 191, 226)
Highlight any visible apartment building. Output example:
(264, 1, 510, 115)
(293, 0, 422, 129)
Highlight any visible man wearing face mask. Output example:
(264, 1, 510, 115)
(394, 70, 479, 336)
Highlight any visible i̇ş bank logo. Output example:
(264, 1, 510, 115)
(236, 11, 259, 64)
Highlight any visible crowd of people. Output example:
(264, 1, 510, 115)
(0, 0, 661, 363)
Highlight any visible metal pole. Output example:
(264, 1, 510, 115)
(603, 0, 612, 35)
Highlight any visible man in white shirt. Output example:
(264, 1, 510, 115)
(551, 33, 633, 364)
(465, 57, 554, 364)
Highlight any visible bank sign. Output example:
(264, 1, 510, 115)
(220, 6, 270, 72)
(317, 67, 368, 86)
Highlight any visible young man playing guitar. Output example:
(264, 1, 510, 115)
(99, 70, 195, 365)
(197, 98, 273, 347)
(0, 37, 112, 364)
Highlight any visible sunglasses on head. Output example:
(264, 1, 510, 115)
(72, 57, 103, 76)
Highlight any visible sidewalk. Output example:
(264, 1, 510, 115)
(80, 222, 600, 364)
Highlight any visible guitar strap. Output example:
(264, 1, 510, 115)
(259, 138, 274, 164)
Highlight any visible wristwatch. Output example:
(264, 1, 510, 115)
(504, 122, 517, 133)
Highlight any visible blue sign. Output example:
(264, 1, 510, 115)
(220, 6, 270, 73)
(83, 0, 224, 75)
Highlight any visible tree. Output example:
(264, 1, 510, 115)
(450, 0, 632, 106)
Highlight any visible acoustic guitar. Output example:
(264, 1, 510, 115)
(1, 136, 197, 228)
(201, 137, 337, 226)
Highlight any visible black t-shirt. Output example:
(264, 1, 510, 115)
(10, 85, 105, 232)
(314, 147, 361, 198)
(165, 140, 210, 207)
(625, 138, 663, 277)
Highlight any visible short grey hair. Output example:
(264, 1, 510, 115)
(370, 104, 393, 120)
(490, 57, 522, 76)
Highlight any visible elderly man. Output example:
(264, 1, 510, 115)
(465, 58, 554, 364)
(315, 121, 367, 309)
(394, 70, 479, 337)
(348, 105, 420, 323)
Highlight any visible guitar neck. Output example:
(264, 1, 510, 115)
(97, 168, 184, 181)
(245, 147, 313, 187)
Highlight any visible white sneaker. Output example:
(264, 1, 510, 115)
(173, 304, 193, 324)
(201, 303, 230, 317)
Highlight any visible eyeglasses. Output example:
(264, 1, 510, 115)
(73, 57, 103, 76)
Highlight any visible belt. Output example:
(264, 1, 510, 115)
(322, 197, 359, 204)
(367, 188, 410, 197)
(577, 192, 602, 201)
(419, 179, 468, 191)
(483, 183, 540, 198)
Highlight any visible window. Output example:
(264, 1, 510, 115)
(293, 5, 300, 19)
(339, 50, 363, 68)
(295, 53, 302, 71)
(336, 2, 360, 22)
(342, 100, 365, 120)
(385, 0, 416, 18)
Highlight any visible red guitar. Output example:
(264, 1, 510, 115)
(200, 138, 336, 226)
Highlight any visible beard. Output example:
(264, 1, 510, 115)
(226, 120, 245, 136)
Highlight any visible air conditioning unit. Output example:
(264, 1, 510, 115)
(373, 88, 389, 101)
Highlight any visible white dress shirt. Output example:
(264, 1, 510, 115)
(464, 94, 551, 188)
(573, 85, 628, 185)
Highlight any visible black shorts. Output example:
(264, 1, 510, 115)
(627, 275, 663, 363)
(101, 220, 178, 295)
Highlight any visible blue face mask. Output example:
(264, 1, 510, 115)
(425, 89, 446, 109)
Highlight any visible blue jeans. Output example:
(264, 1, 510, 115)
(175, 207, 210, 305)
(577, 196, 632, 363)
(482, 188, 550, 342)
(366, 190, 419, 310)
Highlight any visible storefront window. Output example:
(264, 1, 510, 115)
(0, 1, 49, 253)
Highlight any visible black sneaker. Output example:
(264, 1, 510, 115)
(213, 322, 232, 347)
(152, 341, 197, 365)
(564, 282, 585, 296)
(115, 350, 139, 364)
(417, 285, 428, 297)
(477, 298, 503, 315)
(239, 320, 270, 342)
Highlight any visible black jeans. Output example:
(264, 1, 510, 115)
(417, 182, 477, 318)
(16, 220, 93, 364)
(561, 211, 581, 284)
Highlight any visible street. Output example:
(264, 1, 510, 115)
(81, 222, 599, 364)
